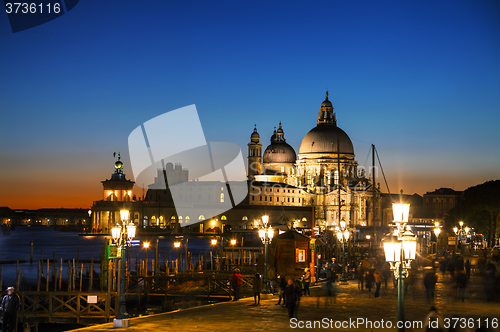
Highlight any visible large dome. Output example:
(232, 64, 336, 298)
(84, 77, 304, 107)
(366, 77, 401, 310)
(263, 142, 297, 163)
(299, 124, 354, 155)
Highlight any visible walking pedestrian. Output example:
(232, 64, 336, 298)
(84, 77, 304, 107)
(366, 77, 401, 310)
(365, 269, 374, 296)
(357, 263, 365, 291)
(0, 286, 20, 332)
(374, 268, 383, 298)
(231, 269, 242, 301)
(253, 273, 262, 305)
(284, 278, 296, 319)
(456, 268, 467, 302)
(276, 275, 287, 306)
(465, 259, 471, 280)
(302, 268, 311, 296)
(423, 269, 438, 302)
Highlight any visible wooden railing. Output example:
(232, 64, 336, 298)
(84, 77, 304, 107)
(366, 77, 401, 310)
(19, 291, 116, 324)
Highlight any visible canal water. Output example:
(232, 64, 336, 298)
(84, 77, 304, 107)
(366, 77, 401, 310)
(0, 225, 216, 287)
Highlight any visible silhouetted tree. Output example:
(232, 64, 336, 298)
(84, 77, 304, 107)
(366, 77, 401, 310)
(446, 180, 500, 247)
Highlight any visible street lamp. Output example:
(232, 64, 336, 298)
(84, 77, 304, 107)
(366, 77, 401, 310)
(211, 238, 218, 270)
(454, 221, 470, 254)
(111, 209, 136, 328)
(258, 215, 274, 294)
(433, 222, 441, 261)
(336, 221, 350, 283)
(383, 203, 416, 332)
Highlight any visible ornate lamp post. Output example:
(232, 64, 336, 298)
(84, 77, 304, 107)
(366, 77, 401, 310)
(230, 239, 237, 266)
(454, 221, 470, 254)
(383, 203, 417, 332)
(111, 209, 136, 328)
(336, 221, 350, 283)
(211, 238, 218, 270)
(258, 215, 274, 294)
(433, 222, 441, 260)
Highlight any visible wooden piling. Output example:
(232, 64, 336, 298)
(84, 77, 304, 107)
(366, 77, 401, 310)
(79, 263, 83, 292)
(89, 258, 94, 291)
(46, 260, 49, 291)
(16, 261, 20, 290)
(30, 240, 33, 264)
(37, 261, 41, 292)
(59, 258, 62, 291)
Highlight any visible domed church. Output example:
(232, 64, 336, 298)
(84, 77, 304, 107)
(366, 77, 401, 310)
(248, 92, 375, 230)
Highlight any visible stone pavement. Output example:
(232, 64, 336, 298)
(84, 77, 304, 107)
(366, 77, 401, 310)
(69, 274, 500, 332)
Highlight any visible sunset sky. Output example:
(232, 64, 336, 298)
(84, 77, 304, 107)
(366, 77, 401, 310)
(1, 1, 500, 209)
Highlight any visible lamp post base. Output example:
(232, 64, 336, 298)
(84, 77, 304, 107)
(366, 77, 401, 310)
(113, 318, 130, 328)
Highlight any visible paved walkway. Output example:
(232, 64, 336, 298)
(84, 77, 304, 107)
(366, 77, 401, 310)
(69, 274, 500, 332)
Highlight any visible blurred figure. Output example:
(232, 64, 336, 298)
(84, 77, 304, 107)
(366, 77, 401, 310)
(484, 262, 496, 302)
(231, 269, 242, 301)
(382, 262, 391, 289)
(284, 278, 296, 319)
(405, 271, 415, 298)
(374, 268, 383, 298)
(423, 269, 438, 302)
(276, 275, 287, 306)
(439, 257, 447, 275)
(357, 262, 365, 291)
(424, 306, 444, 332)
(456, 268, 467, 302)
(365, 269, 374, 296)
(465, 259, 471, 280)
(253, 273, 262, 305)
(302, 268, 311, 296)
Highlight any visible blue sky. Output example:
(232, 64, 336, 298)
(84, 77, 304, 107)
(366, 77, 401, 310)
(1, 0, 499, 208)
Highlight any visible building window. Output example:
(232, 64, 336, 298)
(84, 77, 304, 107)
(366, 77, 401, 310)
(288, 197, 290, 202)
(260, 196, 262, 201)
(276, 197, 279, 202)
(292, 198, 294, 203)
(252, 196, 255, 201)
(281, 166, 285, 173)
(296, 249, 306, 263)
(220, 193, 224, 203)
(270, 197, 273, 202)
(265, 196, 267, 201)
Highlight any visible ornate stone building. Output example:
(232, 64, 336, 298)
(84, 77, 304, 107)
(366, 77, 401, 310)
(249, 92, 376, 230)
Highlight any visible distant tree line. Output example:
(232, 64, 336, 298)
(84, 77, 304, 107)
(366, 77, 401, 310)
(446, 180, 500, 247)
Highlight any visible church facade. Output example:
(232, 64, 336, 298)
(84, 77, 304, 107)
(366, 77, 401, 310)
(248, 92, 376, 230)
(90, 93, 377, 234)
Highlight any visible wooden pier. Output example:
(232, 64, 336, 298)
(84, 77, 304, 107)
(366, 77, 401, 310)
(1, 247, 263, 331)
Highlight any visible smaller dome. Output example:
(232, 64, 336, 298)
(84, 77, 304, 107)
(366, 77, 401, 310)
(263, 142, 297, 164)
(321, 91, 332, 107)
(250, 125, 260, 142)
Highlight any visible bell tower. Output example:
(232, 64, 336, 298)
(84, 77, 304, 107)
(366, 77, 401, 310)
(247, 125, 262, 179)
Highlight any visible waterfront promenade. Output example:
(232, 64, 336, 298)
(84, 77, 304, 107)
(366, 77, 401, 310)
(69, 274, 500, 332)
